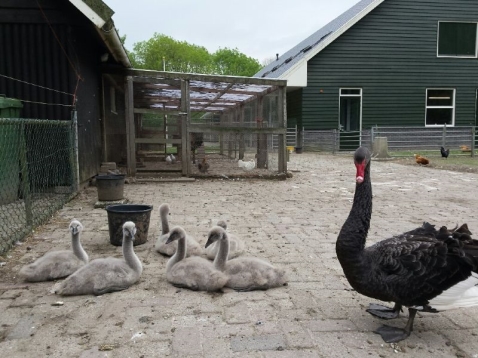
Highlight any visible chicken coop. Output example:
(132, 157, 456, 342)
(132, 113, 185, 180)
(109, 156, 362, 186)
(101, 70, 288, 179)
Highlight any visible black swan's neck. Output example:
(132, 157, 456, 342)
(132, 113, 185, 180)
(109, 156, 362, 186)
(336, 165, 372, 265)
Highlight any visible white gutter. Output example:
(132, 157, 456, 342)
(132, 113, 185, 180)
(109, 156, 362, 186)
(96, 21, 132, 68)
(69, 0, 132, 68)
(69, 0, 106, 28)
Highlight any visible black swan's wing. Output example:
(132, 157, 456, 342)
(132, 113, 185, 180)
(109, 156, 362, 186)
(366, 223, 478, 307)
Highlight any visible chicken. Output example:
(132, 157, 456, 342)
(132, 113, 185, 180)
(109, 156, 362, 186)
(165, 154, 176, 164)
(440, 146, 449, 158)
(238, 159, 255, 171)
(198, 157, 209, 173)
(190, 133, 204, 164)
(414, 154, 429, 165)
(460, 145, 471, 152)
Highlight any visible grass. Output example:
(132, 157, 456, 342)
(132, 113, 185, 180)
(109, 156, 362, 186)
(389, 151, 478, 174)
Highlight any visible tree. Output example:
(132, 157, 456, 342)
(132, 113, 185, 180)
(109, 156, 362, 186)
(130, 33, 212, 73)
(212, 48, 261, 77)
(128, 33, 261, 76)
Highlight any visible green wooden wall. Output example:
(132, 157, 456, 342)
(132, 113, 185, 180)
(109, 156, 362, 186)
(300, 0, 478, 130)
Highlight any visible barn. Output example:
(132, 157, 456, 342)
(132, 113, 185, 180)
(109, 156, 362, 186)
(257, 0, 478, 150)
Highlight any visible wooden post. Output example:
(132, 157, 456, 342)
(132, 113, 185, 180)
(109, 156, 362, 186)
(239, 105, 245, 160)
(442, 124, 447, 147)
(278, 86, 287, 173)
(472, 126, 476, 158)
(125, 76, 136, 176)
(256, 98, 267, 168)
(70, 110, 80, 193)
(228, 112, 234, 159)
(180, 79, 190, 176)
(19, 123, 32, 229)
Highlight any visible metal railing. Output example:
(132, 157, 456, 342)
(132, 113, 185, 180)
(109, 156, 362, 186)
(0, 118, 78, 254)
(298, 126, 476, 155)
(371, 126, 476, 156)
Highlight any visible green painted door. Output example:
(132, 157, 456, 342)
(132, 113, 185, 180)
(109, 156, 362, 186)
(339, 89, 362, 151)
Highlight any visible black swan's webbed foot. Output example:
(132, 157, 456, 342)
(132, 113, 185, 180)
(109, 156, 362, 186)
(373, 308, 417, 343)
(374, 325, 411, 343)
(366, 303, 402, 319)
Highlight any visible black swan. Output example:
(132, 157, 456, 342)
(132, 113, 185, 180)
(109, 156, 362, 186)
(336, 146, 478, 343)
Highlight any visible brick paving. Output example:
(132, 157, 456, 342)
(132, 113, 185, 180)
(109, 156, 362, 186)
(1, 152, 478, 357)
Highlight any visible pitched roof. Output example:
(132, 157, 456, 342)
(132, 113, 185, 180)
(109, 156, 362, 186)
(255, 0, 383, 86)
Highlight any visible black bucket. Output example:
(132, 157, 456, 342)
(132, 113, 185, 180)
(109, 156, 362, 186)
(96, 174, 125, 201)
(295, 147, 303, 154)
(106, 204, 153, 246)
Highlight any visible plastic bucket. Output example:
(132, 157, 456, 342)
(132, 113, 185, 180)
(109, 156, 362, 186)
(106, 204, 153, 246)
(96, 174, 125, 201)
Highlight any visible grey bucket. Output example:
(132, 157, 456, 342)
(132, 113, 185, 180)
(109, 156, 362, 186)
(106, 204, 153, 246)
(96, 174, 125, 201)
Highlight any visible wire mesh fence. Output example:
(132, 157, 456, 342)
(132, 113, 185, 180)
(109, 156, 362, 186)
(194, 132, 281, 176)
(0, 118, 77, 255)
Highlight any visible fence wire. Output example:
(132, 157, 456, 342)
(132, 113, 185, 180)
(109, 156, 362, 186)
(0, 118, 77, 255)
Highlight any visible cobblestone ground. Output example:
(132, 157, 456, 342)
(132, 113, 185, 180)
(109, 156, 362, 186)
(1, 152, 478, 358)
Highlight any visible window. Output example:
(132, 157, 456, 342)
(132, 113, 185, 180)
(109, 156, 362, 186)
(425, 89, 455, 126)
(437, 22, 477, 57)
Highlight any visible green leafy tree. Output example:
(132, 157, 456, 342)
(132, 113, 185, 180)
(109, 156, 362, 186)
(128, 33, 261, 76)
(212, 48, 261, 76)
(130, 33, 212, 73)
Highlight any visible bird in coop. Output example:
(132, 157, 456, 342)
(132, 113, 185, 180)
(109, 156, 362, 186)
(460, 145, 471, 152)
(414, 154, 429, 165)
(198, 157, 209, 173)
(166, 154, 176, 164)
(238, 159, 255, 171)
(440, 146, 450, 158)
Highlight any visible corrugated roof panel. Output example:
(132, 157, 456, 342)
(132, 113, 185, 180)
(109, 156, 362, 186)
(255, 0, 377, 79)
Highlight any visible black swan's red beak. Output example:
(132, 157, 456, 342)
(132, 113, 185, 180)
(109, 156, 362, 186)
(355, 161, 366, 183)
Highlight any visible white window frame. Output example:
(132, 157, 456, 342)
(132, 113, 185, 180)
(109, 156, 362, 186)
(436, 21, 478, 58)
(339, 88, 362, 131)
(425, 88, 455, 127)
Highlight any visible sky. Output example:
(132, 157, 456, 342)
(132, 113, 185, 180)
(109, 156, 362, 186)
(109, 0, 361, 64)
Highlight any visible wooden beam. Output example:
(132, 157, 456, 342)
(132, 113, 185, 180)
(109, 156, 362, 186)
(132, 77, 181, 87)
(134, 108, 183, 115)
(103, 67, 287, 87)
(125, 76, 136, 175)
(188, 125, 286, 135)
(135, 138, 182, 144)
